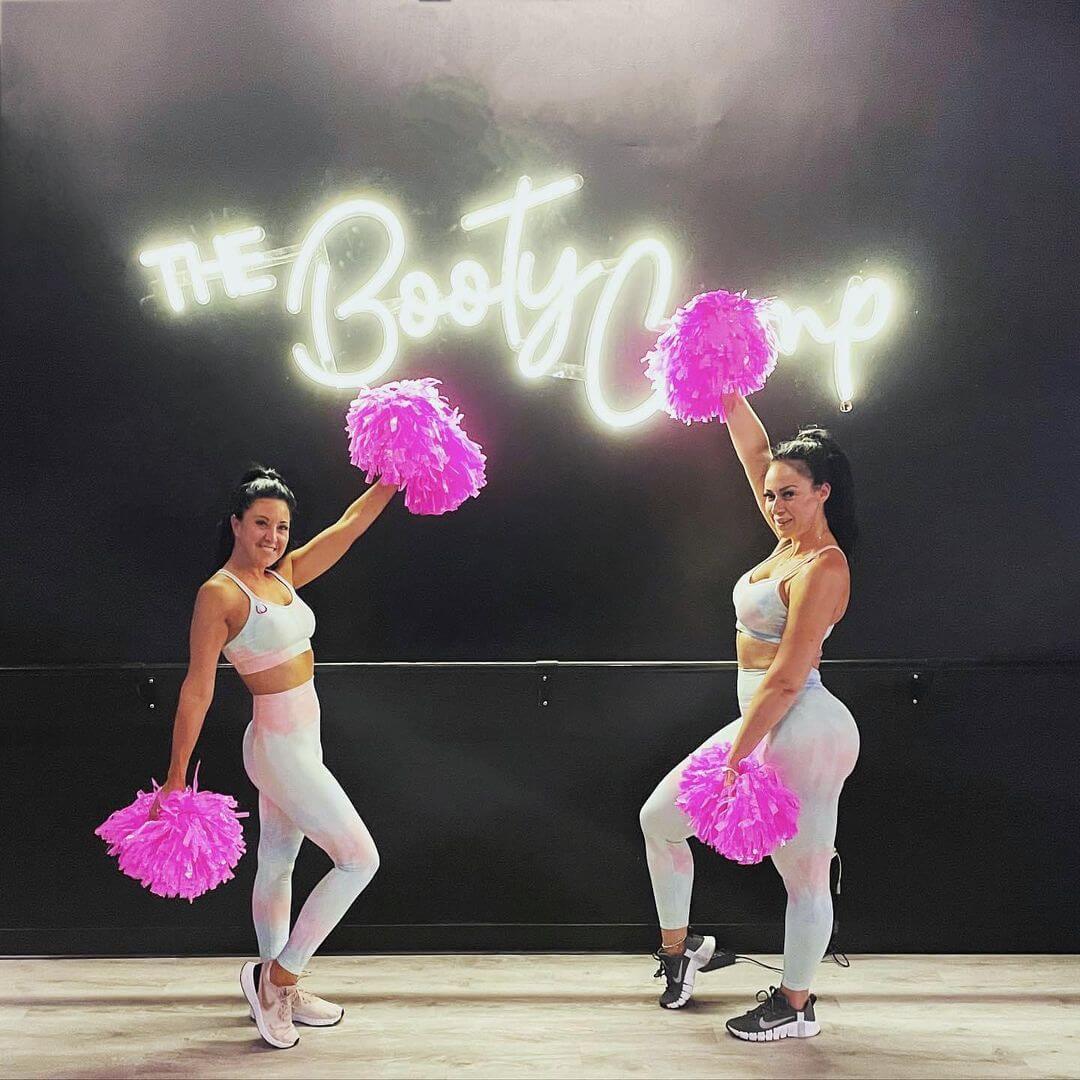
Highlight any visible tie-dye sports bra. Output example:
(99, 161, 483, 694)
(217, 568, 316, 675)
(732, 542, 845, 645)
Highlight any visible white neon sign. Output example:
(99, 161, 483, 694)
(284, 198, 405, 388)
(139, 175, 892, 425)
(767, 276, 892, 411)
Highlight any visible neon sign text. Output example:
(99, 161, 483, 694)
(139, 175, 892, 425)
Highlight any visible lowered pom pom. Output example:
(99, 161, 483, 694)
(676, 741, 799, 865)
(644, 289, 778, 424)
(95, 767, 248, 902)
(345, 378, 487, 515)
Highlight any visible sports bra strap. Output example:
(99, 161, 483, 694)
(264, 568, 295, 596)
(777, 545, 846, 582)
(216, 568, 256, 598)
(216, 567, 295, 599)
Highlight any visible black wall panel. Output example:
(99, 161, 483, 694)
(3, 661, 1076, 955)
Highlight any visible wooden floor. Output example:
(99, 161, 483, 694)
(3, 954, 1078, 1079)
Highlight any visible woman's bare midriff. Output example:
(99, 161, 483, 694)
(736, 631, 821, 673)
(239, 650, 316, 696)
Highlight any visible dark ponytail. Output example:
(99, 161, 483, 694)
(771, 427, 858, 558)
(215, 466, 297, 569)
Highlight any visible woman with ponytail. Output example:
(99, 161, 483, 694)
(154, 465, 397, 1049)
(640, 394, 860, 1041)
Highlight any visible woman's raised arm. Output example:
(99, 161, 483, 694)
(284, 482, 398, 590)
(722, 391, 779, 539)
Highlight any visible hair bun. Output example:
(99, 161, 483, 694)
(237, 465, 281, 487)
(796, 427, 843, 457)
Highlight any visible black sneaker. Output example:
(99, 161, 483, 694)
(725, 986, 820, 1041)
(653, 933, 730, 1009)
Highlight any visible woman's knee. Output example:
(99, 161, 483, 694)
(773, 846, 832, 897)
(639, 789, 684, 844)
(256, 837, 300, 877)
(331, 829, 380, 876)
(256, 852, 299, 883)
(639, 794, 663, 838)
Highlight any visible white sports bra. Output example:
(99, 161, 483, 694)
(733, 542, 844, 645)
(217, 568, 316, 675)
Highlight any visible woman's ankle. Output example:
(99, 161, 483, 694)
(268, 960, 299, 987)
(781, 984, 810, 1010)
(659, 929, 688, 956)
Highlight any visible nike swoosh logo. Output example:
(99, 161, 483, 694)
(759, 1016, 795, 1030)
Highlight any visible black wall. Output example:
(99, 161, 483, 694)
(4, 660, 1077, 955)
(2, 3, 1079, 956)
(3, 1, 1078, 664)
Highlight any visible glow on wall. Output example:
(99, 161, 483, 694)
(138, 174, 893, 426)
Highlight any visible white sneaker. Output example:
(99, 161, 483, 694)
(246, 968, 344, 1026)
(291, 983, 344, 1026)
(247, 984, 341, 1023)
(240, 961, 300, 1049)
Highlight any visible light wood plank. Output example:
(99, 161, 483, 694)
(2, 954, 1078, 1079)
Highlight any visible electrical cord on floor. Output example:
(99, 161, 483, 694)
(731, 947, 846, 975)
(825, 847, 850, 967)
(733, 954, 784, 974)
(825, 940, 850, 967)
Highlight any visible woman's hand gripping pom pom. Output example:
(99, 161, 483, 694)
(675, 741, 800, 865)
(345, 378, 487, 515)
(643, 289, 778, 424)
(95, 766, 248, 902)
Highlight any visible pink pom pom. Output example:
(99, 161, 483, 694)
(95, 767, 248, 902)
(644, 289, 778, 424)
(676, 741, 799, 865)
(345, 378, 487, 515)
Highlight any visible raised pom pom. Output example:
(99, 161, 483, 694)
(95, 768, 248, 902)
(644, 290, 778, 424)
(345, 378, 487, 515)
(675, 741, 799, 865)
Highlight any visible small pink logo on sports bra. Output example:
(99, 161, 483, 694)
(255, 602, 268, 614)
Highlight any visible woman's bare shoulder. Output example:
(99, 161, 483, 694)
(196, 573, 240, 613)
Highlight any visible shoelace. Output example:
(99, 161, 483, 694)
(747, 987, 789, 1020)
(270, 984, 297, 1022)
(651, 950, 684, 990)
(293, 970, 320, 1007)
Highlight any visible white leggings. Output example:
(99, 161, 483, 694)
(639, 668, 859, 991)
(242, 679, 379, 974)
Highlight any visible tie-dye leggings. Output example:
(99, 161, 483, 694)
(242, 679, 379, 974)
(639, 668, 859, 991)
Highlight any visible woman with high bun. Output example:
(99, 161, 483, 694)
(640, 393, 860, 1041)
(154, 466, 397, 1049)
